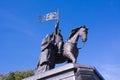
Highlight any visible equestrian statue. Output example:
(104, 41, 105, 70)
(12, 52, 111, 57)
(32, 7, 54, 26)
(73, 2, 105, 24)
(36, 21, 88, 73)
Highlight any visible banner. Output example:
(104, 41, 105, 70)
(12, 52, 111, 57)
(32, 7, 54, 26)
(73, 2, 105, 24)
(39, 12, 58, 22)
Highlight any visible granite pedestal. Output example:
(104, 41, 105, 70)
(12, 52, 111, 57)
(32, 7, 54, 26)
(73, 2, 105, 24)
(23, 63, 104, 80)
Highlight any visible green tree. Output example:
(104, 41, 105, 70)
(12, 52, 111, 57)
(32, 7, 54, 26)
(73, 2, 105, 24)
(6, 72, 15, 80)
(14, 71, 22, 80)
(21, 70, 34, 79)
(5, 70, 34, 80)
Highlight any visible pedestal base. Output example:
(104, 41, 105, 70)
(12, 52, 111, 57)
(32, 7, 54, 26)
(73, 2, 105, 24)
(23, 63, 104, 80)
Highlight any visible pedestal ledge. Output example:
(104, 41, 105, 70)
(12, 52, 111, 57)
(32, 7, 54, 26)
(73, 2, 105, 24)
(23, 63, 104, 80)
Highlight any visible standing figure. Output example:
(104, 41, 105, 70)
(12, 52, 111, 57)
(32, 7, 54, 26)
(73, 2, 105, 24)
(52, 22, 64, 54)
(36, 34, 56, 73)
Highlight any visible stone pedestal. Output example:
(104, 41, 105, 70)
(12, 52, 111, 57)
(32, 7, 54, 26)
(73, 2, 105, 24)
(23, 63, 104, 80)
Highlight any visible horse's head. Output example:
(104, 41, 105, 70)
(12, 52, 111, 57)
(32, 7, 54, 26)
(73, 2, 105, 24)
(79, 25, 88, 42)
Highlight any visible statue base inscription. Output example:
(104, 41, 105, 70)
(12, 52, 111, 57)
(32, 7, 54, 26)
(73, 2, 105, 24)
(23, 63, 104, 80)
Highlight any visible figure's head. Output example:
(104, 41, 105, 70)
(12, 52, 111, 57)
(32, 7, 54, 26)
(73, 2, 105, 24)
(79, 25, 88, 42)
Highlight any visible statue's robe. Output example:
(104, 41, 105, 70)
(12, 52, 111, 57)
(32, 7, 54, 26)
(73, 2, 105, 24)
(36, 34, 51, 73)
(40, 36, 53, 65)
(36, 34, 56, 73)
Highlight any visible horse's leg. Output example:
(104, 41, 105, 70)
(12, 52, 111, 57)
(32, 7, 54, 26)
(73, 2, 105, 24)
(66, 52, 76, 63)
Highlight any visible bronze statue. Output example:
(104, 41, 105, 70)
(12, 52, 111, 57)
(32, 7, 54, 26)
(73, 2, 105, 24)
(55, 25, 88, 63)
(36, 34, 56, 73)
(52, 22, 64, 54)
(36, 23, 88, 73)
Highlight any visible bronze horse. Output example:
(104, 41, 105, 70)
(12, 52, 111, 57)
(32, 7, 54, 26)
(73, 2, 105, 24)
(36, 25, 88, 73)
(55, 25, 88, 64)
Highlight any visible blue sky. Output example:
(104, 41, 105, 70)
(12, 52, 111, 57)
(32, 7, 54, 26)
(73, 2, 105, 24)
(0, 0, 120, 79)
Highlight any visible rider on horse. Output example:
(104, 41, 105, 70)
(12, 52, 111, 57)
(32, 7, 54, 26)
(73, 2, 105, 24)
(52, 21, 64, 54)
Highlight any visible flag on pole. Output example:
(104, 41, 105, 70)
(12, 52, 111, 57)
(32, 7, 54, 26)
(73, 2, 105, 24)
(38, 12, 58, 22)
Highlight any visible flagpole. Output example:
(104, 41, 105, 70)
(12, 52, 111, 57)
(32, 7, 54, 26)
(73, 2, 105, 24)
(54, 9, 59, 33)
(57, 9, 59, 23)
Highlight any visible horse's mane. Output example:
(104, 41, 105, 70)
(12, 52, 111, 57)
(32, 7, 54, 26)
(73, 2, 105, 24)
(68, 27, 81, 39)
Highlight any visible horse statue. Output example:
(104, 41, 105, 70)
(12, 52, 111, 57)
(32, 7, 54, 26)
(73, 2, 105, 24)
(36, 25, 88, 73)
(55, 25, 88, 64)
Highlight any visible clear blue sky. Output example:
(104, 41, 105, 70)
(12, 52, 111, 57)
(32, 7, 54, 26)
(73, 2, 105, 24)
(0, 0, 120, 79)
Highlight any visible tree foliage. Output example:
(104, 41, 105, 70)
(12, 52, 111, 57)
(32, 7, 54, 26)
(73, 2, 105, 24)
(6, 72, 15, 80)
(0, 70, 34, 80)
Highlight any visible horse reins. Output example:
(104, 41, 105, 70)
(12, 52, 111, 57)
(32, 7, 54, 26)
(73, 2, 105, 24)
(78, 42, 85, 49)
